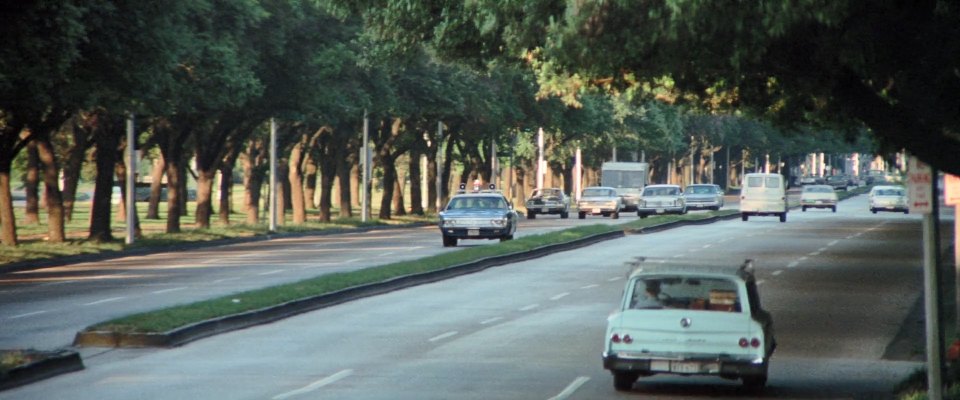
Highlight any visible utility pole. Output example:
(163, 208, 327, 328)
(269, 118, 277, 232)
(537, 127, 544, 190)
(125, 114, 136, 244)
(362, 110, 370, 222)
(436, 121, 443, 210)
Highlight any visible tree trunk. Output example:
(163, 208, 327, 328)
(336, 142, 352, 218)
(241, 140, 266, 225)
(147, 155, 164, 219)
(378, 159, 396, 219)
(288, 136, 307, 224)
(218, 162, 234, 225)
(164, 155, 182, 233)
(350, 163, 360, 209)
(35, 134, 65, 242)
(194, 168, 216, 229)
(88, 120, 122, 242)
(409, 150, 423, 215)
(393, 168, 406, 216)
(0, 171, 18, 246)
(304, 156, 318, 210)
(23, 141, 40, 225)
(61, 123, 91, 221)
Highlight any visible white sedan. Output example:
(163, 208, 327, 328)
(800, 184, 838, 212)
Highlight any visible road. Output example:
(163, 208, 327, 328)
(1, 197, 730, 351)
(3, 194, 947, 399)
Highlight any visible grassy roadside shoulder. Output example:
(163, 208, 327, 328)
(82, 210, 738, 335)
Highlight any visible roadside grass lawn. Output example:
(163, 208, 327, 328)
(85, 210, 738, 334)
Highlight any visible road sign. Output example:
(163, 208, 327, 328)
(946, 174, 960, 206)
(908, 158, 933, 214)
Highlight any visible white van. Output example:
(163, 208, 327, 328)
(739, 173, 787, 222)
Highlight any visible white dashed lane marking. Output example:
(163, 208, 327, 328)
(550, 293, 570, 301)
(547, 376, 591, 400)
(429, 331, 458, 342)
(519, 304, 539, 311)
(480, 317, 503, 325)
(580, 284, 599, 289)
(772, 270, 783, 276)
(83, 297, 126, 306)
(152, 287, 188, 294)
(272, 369, 353, 400)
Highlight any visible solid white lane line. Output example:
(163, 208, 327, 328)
(519, 304, 540, 311)
(580, 284, 599, 289)
(378, 252, 395, 257)
(547, 376, 591, 400)
(272, 369, 354, 400)
(84, 297, 126, 306)
(258, 269, 285, 276)
(772, 270, 783, 276)
(480, 317, 503, 325)
(550, 293, 570, 301)
(828, 240, 839, 246)
(608, 277, 622, 282)
(787, 261, 800, 268)
(429, 331, 458, 342)
(152, 287, 188, 294)
(8, 310, 48, 319)
(212, 277, 240, 284)
(343, 258, 362, 263)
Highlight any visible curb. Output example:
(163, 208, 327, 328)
(0, 350, 83, 391)
(1, 222, 432, 275)
(74, 229, 625, 348)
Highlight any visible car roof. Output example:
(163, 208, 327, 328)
(645, 184, 680, 188)
(583, 186, 617, 190)
(872, 185, 905, 190)
(803, 184, 833, 190)
(451, 192, 507, 198)
(627, 262, 755, 282)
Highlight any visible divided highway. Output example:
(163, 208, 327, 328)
(3, 194, 949, 399)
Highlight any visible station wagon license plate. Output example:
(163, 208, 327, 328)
(468, 229, 479, 236)
(670, 361, 701, 374)
(541, 207, 549, 213)
(592, 208, 601, 214)
(656, 208, 665, 214)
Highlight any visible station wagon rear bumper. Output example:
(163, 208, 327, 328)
(602, 352, 768, 378)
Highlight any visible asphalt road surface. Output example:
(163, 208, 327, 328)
(3, 194, 950, 399)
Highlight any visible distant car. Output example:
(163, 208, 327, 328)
(799, 175, 818, 186)
(603, 260, 776, 391)
(524, 188, 570, 219)
(438, 189, 518, 247)
(740, 173, 787, 222)
(637, 184, 687, 218)
(577, 186, 623, 219)
(682, 184, 724, 211)
(869, 185, 909, 214)
(825, 175, 850, 191)
(615, 187, 644, 212)
(800, 184, 838, 212)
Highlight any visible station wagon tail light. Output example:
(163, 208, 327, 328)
(739, 337, 761, 348)
(611, 333, 621, 343)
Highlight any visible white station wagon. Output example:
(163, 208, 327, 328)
(603, 260, 775, 391)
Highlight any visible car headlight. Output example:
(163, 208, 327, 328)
(490, 218, 507, 226)
(443, 219, 457, 227)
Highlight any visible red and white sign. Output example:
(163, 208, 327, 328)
(946, 174, 960, 206)
(907, 158, 933, 214)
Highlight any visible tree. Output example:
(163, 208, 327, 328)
(340, 0, 960, 175)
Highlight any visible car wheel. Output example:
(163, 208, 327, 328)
(612, 210, 620, 219)
(578, 212, 586, 219)
(499, 235, 513, 242)
(613, 372, 638, 391)
(871, 209, 877, 214)
(442, 236, 457, 247)
(779, 213, 787, 223)
(638, 212, 648, 219)
(560, 211, 569, 219)
(904, 209, 909, 214)
(802, 206, 807, 212)
(742, 375, 767, 390)
(832, 206, 837, 213)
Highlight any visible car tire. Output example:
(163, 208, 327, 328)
(526, 211, 535, 219)
(612, 210, 620, 219)
(741, 213, 748, 221)
(637, 212, 647, 219)
(560, 211, 569, 219)
(779, 213, 787, 223)
(500, 235, 513, 242)
(613, 372, 638, 391)
(442, 236, 457, 247)
(832, 206, 837, 213)
(578, 212, 586, 219)
(871, 209, 877, 214)
(802, 206, 807, 212)
(904, 209, 909, 214)
(742, 375, 767, 390)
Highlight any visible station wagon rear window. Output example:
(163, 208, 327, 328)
(746, 176, 781, 188)
(629, 276, 740, 312)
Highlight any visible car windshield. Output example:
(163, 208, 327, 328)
(582, 188, 614, 197)
(643, 187, 679, 196)
(875, 188, 905, 196)
(532, 189, 562, 198)
(803, 186, 833, 193)
(685, 186, 716, 194)
(446, 196, 508, 210)
(630, 276, 741, 311)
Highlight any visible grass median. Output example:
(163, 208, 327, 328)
(84, 210, 738, 335)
